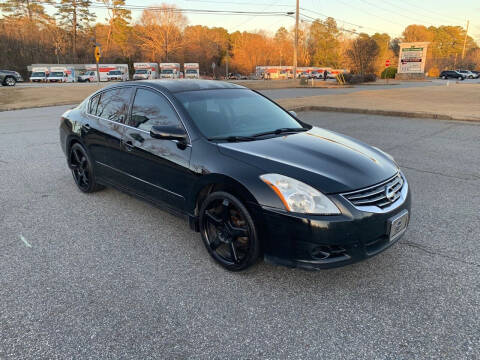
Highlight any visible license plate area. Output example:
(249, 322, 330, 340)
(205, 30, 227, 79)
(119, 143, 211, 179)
(388, 210, 409, 241)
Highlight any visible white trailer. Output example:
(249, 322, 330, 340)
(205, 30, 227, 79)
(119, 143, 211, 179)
(160, 63, 180, 79)
(85, 64, 129, 82)
(30, 67, 49, 82)
(184, 63, 200, 79)
(133, 63, 159, 80)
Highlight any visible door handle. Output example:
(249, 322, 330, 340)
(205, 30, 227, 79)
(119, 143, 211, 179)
(122, 140, 135, 151)
(84, 123, 91, 130)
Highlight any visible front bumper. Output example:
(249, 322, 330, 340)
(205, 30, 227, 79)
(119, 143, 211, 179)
(253, 185, 411, 270)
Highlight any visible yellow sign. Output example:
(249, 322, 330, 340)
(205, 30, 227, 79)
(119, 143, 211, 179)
(94, 46, 101, 62)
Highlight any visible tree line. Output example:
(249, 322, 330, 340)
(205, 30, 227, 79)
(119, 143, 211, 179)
(1, 0, 478, 78)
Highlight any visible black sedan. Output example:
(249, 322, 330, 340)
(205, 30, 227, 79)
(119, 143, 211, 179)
(60, 80, 411, 271)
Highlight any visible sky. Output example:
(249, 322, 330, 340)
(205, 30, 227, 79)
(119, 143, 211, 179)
(43, 0, 479, 40)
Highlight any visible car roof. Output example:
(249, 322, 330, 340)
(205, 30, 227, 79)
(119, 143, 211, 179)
(126, 79, 246, 93)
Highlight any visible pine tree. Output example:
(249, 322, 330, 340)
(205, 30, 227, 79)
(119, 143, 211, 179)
(0, 0, 51, 22)
(55, 0, 96, 63)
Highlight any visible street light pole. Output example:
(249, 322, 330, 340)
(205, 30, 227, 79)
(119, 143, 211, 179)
(293, 0, 299, 79)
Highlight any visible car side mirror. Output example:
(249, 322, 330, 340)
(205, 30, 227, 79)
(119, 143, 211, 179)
(289, 110, 297, 117)
(150, 125, 187, 143)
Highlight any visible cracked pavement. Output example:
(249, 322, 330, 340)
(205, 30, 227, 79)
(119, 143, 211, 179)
(0, 106, 479, 359)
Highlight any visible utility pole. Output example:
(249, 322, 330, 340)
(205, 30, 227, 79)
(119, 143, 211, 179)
(461, 20, 470, 60)
(225, 52, 229, 79)
(293, 0, 299, 80)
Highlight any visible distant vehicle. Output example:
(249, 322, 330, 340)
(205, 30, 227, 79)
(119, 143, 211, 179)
(439, 70, 465, 80)
(30, 67, 49, 82)
(107, 70, 127, 81)
(78, 71, 97, 83)
(48, 67, 74, 83)
(85, 64, 129, 82)
(0, 70, 23, 86)
(184, 63, 200, 79)
(228, 73, 247, 80)
(133, 63, 159, 80)
(455, 69, 478, 79)
(471, 70, 480, 77)
(160, 63, 180, 79)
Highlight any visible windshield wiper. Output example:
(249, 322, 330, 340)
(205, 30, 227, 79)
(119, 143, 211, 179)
(250, 127, 309, 138)
(207, 135, 256, 142)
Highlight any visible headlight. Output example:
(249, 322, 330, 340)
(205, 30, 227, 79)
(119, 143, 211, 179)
(260, 174, 340, 215)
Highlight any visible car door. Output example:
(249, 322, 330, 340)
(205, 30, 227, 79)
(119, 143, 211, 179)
(83, 86, 134, 185)
(118, 87, 194, 212)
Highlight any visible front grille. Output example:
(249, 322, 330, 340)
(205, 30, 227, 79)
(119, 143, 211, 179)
(343, 173, 404, 209)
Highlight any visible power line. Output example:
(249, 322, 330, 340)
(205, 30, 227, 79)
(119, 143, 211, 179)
(400, 0, 466, 24)
(380, 0, 464, 26)
(357, 0, 443, 27)
(231, 0, 291, 29)
(184, 0, 292, 7)
(300, 6, 385, 34)
(32, 0, 293, 16)
(334, 0, 404, 31)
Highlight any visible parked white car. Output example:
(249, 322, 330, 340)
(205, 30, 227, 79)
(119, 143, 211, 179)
(456, 70, 478, 79)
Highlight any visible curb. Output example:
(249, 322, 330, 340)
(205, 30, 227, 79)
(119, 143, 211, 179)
(285, 105, 480, 123)
(0, 102, 78, 112)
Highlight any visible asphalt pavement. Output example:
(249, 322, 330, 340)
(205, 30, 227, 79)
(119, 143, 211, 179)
(0, 106, 479, 359)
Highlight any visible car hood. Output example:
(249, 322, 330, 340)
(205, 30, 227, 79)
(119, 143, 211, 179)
(217, 127, 399, 194)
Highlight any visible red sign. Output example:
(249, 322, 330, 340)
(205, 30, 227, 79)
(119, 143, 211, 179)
(385, 60, 391, 67)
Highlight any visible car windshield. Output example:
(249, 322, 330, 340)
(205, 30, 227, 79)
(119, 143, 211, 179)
(109, 71, 121, 75)
(176, 89, 304, 139)
(32, 72, 45, 76)
(135, 70, 148, 74)
(186, 69, 197, 74)
(162, 69, 173, 74)
(50, 72, 64, 77)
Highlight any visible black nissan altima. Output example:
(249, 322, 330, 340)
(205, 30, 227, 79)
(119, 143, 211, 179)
(60, 80, 411, 271)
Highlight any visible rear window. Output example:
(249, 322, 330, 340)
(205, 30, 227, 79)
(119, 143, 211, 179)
(91, 87, 133, 122)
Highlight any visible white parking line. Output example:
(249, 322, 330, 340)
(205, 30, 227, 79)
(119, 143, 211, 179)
(19, 235, 32, 248)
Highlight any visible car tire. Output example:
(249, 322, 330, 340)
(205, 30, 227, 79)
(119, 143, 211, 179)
(86, 79, 90, 83)
(458, 76, 463, 80)
(441, 76, 446, 80)
(68, 143, 104, 193)
(199, 191, 260, 271)
(4, 76, 16, 86)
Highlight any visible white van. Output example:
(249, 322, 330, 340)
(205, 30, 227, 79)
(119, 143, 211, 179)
(30, 67, 49, 82)
(133, 63, 159, 80)
(48, 67, 74, 83)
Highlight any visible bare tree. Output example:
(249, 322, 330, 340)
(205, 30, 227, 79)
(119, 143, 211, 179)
(345, 35, 379, 74)
(135, 4, 187, 62)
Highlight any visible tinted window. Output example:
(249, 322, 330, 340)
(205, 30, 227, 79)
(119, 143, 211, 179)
(95, 87, 133, 122)
(129, 88, 182, 132)
(89, 94, 100, 114)
(176, 89, 302, 138)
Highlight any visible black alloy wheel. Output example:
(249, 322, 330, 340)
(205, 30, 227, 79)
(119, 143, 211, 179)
(199, 191, 260, 271)
(69, 143, 103, 193)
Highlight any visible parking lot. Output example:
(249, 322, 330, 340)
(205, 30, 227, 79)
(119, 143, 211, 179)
(1, 106, 479, 359)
